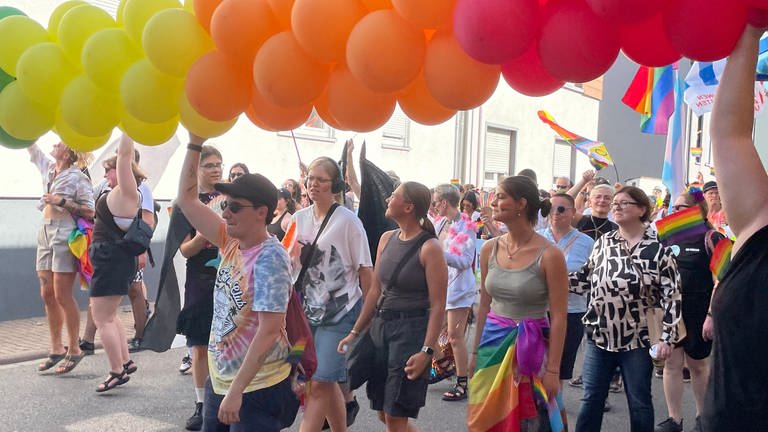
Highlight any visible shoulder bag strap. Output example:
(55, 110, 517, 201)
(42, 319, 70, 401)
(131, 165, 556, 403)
(376, 231, 434, 309)
(294, 203, 339, 290)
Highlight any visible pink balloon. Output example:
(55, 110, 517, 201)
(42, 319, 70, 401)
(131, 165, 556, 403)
(663, 0, 747, 62)
(539, 0, 620, 83)
(453, 0, 540, 65)
(501, 43, 563, 97)
(621, 13, 681, 67)
(585, 0, 664, 23)
(749, 0, 768, 8)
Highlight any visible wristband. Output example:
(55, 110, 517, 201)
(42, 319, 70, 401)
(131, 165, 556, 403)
(187, 143, 203, 152)
(349, 329, 359, 336)
(59, 198, 66, 207)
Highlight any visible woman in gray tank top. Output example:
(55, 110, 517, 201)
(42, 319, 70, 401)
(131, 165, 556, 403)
(468, 176, 568, 432)
(338, 181, 447, 430)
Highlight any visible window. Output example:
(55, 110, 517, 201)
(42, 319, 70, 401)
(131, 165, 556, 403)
(552, 139, 576, 182)
(381, 107, 410, 150)
(279, 108, 335, 141)
(483, 126, 516, 188)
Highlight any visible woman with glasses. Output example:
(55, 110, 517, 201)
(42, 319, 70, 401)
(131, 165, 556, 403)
(28, 139, 95, 374)
(283, 178, 304, 211)
(701, 25, 768, 431)
(228, 162, 249, 182)
(655, 191, 724, 432)
(571, 186, 682, 432)
(267, 188, 295, 241)
(292, 157, 373, 432)
(176, 144, 224, 430)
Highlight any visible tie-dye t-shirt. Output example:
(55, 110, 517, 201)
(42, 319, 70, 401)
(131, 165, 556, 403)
(208, 230, 292, 395)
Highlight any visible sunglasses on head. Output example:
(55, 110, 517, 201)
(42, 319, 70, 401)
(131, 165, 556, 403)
(220, 200, 255, 214)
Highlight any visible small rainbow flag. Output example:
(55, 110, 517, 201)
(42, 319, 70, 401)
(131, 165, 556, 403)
(287, 338, 307, 366)
(690, 147, 703, 157)
(709, 165, 716, 176)
(709, 238, 733, 280)
(655, 206, 708, 246)
(537, 110, 614, 170)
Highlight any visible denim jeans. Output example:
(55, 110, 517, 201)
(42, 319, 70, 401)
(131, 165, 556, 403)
(575, 341, 654, 432)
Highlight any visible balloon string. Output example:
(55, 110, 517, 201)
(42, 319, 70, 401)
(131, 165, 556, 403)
(290, 130, 302, 166)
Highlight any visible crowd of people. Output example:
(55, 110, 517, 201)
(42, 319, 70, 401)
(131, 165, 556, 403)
(25, 25, 768, 432)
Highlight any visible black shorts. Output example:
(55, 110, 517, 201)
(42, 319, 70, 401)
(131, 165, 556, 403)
(560, 312, 585, 380)
(367, 314, 429, 419)
(89, 241, 136, 297)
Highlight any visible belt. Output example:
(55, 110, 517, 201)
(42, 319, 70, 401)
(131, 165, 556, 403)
(376, 309, 429, 321)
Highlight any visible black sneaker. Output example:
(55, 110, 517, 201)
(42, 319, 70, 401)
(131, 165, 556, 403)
(185, 402, 203, 431)
(179, 356, 192, 374)
(682, 367, 691, 383)
(128, 338, 143, 353)
(655, 417, 683, 432)
(79, 339, 95, 356)
(321, 397, 360, 430)
(568, 375, 583, 387)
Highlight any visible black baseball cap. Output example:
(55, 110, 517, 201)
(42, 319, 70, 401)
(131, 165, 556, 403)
(702, 181, 717, 193)
(214, 173, 278, 218)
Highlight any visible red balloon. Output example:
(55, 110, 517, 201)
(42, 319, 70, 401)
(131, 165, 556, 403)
(663, 0, 747, 62)
(747, 7, 768, 27)
(501, 42, 563, 97)
(750, 0, 768, 8)
(585, 0, 664, 23)
(621, 13, 681, 67)
(539, 0, 620, 83)
(453, 0, 541, 65)
(185, 50, 252, 121)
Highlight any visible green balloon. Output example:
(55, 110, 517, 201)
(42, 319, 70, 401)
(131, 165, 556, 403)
(0, 126, 35, 149)
(0, 6, 26, 21)
(0, 67, 12, 91)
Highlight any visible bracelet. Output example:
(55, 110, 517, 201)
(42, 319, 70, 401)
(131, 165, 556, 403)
(349, 329, 360, 336)
(187, 143, 203, 152)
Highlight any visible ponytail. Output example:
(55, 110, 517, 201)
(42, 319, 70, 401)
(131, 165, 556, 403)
(540, 198, 553, 218)
(420, 217, 436, 236)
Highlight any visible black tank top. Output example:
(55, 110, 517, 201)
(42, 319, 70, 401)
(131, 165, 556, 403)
(377, 230, 432, 311)
(92, 193, 126, 242)
(267, 211, 288, 241)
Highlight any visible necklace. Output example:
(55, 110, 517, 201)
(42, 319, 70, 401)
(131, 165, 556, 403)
(590, 215, 609, 235)
(505, 231, 535, 260)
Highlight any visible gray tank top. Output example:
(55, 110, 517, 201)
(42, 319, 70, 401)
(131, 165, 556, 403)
(485, 238, 550, 319)
(377, 230, 431, 311)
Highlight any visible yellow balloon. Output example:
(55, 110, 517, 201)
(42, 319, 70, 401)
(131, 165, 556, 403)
(61, 75, 122, 137)
(121, 59, 183, 123)
(0, 16, 49, 76)
(58, 5, 116, 64)
(16, 43, 79, 107)
(122, 0, 182, 43)
(82, 28, 142, 92)
(120, 111, 178, 146)
(0, 81, 55, 140)
(183, 0, 195, 13)
(48, 1, 87, 41)
(116, 0, 128, 25)
(179, 93, 236, 138)
(54, 112, 111, 151)
(143, 9, 213, 77)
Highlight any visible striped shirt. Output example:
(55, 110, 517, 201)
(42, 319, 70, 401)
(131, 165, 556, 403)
(30, 145, 94, 212)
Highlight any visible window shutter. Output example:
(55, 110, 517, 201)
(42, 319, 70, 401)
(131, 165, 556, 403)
(552, 140, 572, 178)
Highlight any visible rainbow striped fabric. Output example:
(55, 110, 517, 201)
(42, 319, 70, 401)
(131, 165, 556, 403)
(709, 238, 733, 280)
(622, 65, 675, 134)
(67, 217, 93, 289)
(537, 110, 613, 171)
(690, 147, 703, 157)
(468, 312, 564, 432)
(655, 206, 708, 247)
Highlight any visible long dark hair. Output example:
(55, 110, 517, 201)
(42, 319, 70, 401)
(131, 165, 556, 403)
(498, 175, 545, 225)
(400, 181, 435, 236)
(284, 178, 302, 203)
(277, 188, 296, 214)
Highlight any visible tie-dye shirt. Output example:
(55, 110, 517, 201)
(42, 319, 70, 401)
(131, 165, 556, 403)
(208, 230, 292, 395)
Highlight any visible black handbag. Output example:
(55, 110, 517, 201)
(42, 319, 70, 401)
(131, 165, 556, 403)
(121, 207, 153, 256)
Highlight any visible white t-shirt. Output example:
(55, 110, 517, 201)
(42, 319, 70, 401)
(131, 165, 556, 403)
(292, 204, 372, 326)
(138, 182, 154, 213)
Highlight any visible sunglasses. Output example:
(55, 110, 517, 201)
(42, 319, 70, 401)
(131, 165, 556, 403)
(672, 204, 692, 211)
(229, 172, 244, 180)
(220, 200, 255, 214)
(554, 205, 573, 214)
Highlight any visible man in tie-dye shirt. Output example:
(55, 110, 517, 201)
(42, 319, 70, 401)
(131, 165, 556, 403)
(177, 134, 299, 431)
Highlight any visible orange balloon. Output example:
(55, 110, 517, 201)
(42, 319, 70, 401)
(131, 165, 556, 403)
(186, 50, 252, 121)
(211, 0, 280, 63)
(346, 9, 425, 93)
(246, 86, 312, 131)
(392, 0, 456, 29)
(398, 71, 456, 126)
(326, 65, 395, 132)
(193, 0, 224, 33)
(360, 0, 391, 11)
(253, 31, 330, 109)
(313, 90, 347, 130)
(266, 0, 294, 30)
(424, 31, 500, 110)
(291, 0, 366, 63)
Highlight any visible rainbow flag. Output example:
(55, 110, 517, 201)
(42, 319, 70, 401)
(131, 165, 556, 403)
(622, 65, 675, 134)
(709, 238, 733, 280)
(690, 147, 703, 157)
(655, 206, 708, 246)
(537, 110, 613, 171)
(67, 217, 94, 289)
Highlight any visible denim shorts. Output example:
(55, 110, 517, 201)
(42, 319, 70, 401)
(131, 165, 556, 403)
(310, 300, 361, 382)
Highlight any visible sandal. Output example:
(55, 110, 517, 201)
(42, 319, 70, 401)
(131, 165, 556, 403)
(428, 357, 455, 385)
(442, 382, 468, 401)
(96, 371, 130, 393)
(55, 353, 85, 374)
(37, 352, 67, 372)
(123, 360, 137, 375)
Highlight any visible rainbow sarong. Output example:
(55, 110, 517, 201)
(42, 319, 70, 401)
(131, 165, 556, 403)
(468, 312, 564, 432)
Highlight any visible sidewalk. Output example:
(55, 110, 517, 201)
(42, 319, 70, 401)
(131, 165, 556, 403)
(0, 307, 137, 365)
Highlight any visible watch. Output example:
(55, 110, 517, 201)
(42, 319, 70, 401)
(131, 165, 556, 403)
(420, 346, 434, 356)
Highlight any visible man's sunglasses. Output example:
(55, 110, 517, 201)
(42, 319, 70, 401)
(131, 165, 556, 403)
(554, 205, 573, 214)
(220, 200, 255, 214)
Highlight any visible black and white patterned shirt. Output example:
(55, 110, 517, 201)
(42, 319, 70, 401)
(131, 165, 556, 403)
(570, 225, 682, 352)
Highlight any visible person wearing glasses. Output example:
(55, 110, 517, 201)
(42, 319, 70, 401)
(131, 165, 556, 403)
(570, 186, 682, 432)
(702, 24, 768, 431)
(267, 188, 295, 241)
(537, 193, 594, 427)
(176, 134, 299, 431)
(176, 145, 224, 430)
(552, 176, 573, 195)
(292, 157, 373, 432)
(228, 162, 249, 182)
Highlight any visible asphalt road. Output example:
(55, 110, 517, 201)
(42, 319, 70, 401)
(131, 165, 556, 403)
(0, 346, 701, 432)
